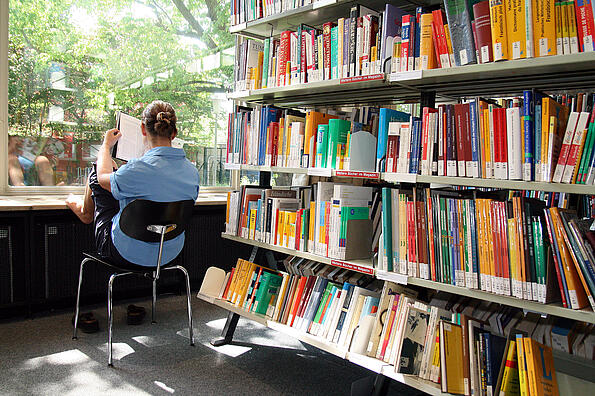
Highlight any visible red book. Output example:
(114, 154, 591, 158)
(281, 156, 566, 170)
(498, 202, 510, 292)
(407, 200, 417, 273)
(490, 201, 501, 291)
(454, 104, 467, 177)
(295, 209, 302, 250)
(432, 10, 451, 68)
(300, 30, 308, 84)
(462, 103, 473, 176)
(221, 267, 236, 300)
(271, 122, 279, 166)
(288, 276, 308, 326)
(575, 0, 595, 52)
(401, 15, 413, 71)
(473, 1, 493, 63)
(416, 200, 429, 277)
(426, 194, 437, 281)
(543, 210, 568, 308)
(431, 20, 443, 68)
(387, 134, 399, 172)
(294, 275, 316, 326)
(278, 31, 291, 86)
(379, 294, 401, 361)
(498, 107, 508, 178)
(322, 22, 335, 80)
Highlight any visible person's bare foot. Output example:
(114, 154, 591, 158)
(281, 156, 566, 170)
(66, 193, 93, 224)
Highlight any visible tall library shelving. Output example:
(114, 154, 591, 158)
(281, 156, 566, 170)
(199, 1, 595, 395)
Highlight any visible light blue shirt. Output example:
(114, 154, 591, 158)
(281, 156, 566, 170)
(110, 146, 199, 266)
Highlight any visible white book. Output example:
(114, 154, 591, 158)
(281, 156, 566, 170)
(506, 107, 523, 180)
(386, 122, 400, 173)
(397, 122, 412, 174)
(438, 106, 445, 176)
(553, 111, 579, 182)
(314, 182, 337, 256)
(562, 112, 590, 183)
(390, 189, 400, 273)
(388, 299, 410, 366)
(325, 288, 347, 341)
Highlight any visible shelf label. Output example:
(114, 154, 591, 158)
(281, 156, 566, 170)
(307, 167, 332, 177)
(330, 259, 374, 275)
(335, 170, 380, 179)
(224, 163, 241, 170)
(382, 172, 417, 183)
(313, 0, 336, 8)
(389, 70, 422, 82)
(340, 73, 384, 84)
(376, 270, 408, 285)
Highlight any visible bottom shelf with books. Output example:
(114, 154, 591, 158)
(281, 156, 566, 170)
(197, 292, 447, 396)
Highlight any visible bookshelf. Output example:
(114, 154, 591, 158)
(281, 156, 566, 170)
(213, 1, 595, 395)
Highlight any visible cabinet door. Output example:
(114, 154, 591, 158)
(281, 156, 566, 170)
(0, 219, 27, 306)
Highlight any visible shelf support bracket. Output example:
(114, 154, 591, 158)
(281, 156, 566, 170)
(351, 373, 389, 396)
(210, 311, 240, 347)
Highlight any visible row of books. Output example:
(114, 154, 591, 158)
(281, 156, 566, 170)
(378, 187, 595, 312)
(230, 0, 321, 26)
(226, 91, 595, 184)
(207, 258, 595, 395)
(233, 0, 595, 91)
(225, 183, 377, 260)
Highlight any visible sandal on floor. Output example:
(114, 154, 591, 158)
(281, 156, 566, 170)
(72, 312, 99, 333)
(127, 305, 146, 325)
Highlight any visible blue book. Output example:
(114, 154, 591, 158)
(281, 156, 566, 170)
(382, 188, 394, 272)
(468, 199, 479, 287)
(262, 38, 270, 88)
(358, 296, 380, 324)
(376, 108, 410, 172)
(333, 283, 355, 342)
(414, 7, 422, 69)
(256, 198, 262, 235)
(331, 26, 338, 79)
(258, 106, 282, 165)
(534, 103, 542, 179)
(412, 119, 423, 174)
(451, 199, 460, 286)
(469, 100, 480, 177)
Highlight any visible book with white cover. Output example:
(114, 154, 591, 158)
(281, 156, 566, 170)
(506, 107, 523, 180)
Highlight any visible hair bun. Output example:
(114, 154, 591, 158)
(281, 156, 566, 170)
(156, 111, 171, 125)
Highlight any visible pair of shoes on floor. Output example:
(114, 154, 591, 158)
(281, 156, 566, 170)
(127, 305, 146, 325)
(72, 312, 99, 333)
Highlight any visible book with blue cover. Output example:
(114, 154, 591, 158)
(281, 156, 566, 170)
(376, 108, 410, 172)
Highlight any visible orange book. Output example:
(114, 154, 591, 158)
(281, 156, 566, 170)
(533, 0, 557, 56)
(490, 0, 510, 60)
(303, 111, 338, 168)
(277, 211, 286, 246)
(420, 13, 437, 70)
(444, 24, 456, 67)
(256, 50, 264, 89)
(525, 337, 560, 396)
(221, 266, 236, 300)
(278, 117, 285, 166)
(225, 192, 231, 225)
(287, 276, 308, 327)
(229, 259, 247, 304)
(549, 208, 589, 309)
(506, 0, 527, 58)
(516, 335, 530, 396)
(236, 261, 257, 307)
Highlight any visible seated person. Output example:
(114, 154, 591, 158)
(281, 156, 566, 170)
(8, 135, 55, 186)
(67, 100, 199, 269)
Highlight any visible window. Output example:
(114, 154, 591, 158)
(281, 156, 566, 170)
(4, 0, 233, 190)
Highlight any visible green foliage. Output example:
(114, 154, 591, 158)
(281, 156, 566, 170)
(8, 0, 233, 147)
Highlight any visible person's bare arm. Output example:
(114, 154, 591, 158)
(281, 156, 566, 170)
(8, 155, 25, 186)
(97, 128, 121, 191)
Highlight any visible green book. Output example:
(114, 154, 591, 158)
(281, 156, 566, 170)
(310, 282, 334, 330)
(577, 122, 595, 183)
(331, 26, 338, 80)
(316, 124, 329, 168)
(439, 197, 450, 284)
(340, 206, 369, 253)
(327, 119, 350, 169)
(253, 272, 283, 315)
(262, 38, 270, 89)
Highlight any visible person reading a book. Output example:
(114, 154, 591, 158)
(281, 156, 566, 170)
(66, 100, 199, 270)
(8, 135, 56, 186)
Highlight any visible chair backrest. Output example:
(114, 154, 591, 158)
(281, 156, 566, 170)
(119, 199, 195, 243)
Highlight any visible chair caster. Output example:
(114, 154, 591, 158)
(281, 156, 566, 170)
(108, 363, 114, 368)
(190, 342, 195, 347)
(151, 321, 157, 324)
(72, 336, 78, 340)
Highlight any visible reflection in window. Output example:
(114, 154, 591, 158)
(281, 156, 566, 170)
(8, 0, 233, 187)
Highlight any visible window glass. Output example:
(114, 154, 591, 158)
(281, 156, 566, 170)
(8, 0, 232, 187)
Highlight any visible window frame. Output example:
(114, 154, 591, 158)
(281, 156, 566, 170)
(0, 1, 235, 196)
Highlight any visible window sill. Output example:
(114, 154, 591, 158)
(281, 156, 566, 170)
(0, 192, 228, 211)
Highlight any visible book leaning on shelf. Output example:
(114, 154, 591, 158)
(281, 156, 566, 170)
(233, 1, 595, 91)
(202, 261, 594, 395)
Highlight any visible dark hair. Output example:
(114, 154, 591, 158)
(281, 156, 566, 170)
(142, 100, 177, 138)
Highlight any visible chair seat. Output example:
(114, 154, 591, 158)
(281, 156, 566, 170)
(82, 252, 175, 274)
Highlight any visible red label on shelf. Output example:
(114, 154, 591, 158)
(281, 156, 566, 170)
(330, 260, 374, 275)
(335, 170, 380, 179)
(339, 73, 384, 84)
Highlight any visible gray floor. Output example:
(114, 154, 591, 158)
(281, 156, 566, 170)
(0, 294, 423, 396)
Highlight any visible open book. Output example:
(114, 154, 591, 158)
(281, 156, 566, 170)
(112, 112, 149, 161)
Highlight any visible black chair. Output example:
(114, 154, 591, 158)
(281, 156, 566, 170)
(72, 199, 196, 366)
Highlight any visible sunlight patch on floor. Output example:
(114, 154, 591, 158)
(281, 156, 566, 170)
(203, 342, 252, 358)
(132, 335, 169, 348)
(22, 349, 90, 369)
(98, 342, 135, 360)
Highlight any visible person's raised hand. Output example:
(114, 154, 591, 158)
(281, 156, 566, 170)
(103, 128, 121, 149)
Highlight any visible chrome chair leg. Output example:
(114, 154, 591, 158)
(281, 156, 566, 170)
(152, 271, 157, 324)
(107, 274, 117, 367)
(162, 265, 194, 346)
(73, 258, 92, 340)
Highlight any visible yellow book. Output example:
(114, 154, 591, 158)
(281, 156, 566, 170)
(507, 0, 527, 59)
(287, 211, 297, 247)
(516, 335, 529, 396)
(236, 261, 257, 307)
(526, 338, 560, 396)
(225, 192, 231, 225)
(308, 201, 316, 251)
(507, 218, 519, 295)
(399, 194, 408, 275)
(272, 273, 289, 321)
(249, 208, 257, 240)
(230, 259, 248, 305)
(440, 321, 465, 394)
(560, 1, 571, 53)
(523, 337, 539, 396)
(285, 60, 291, 85)
(444, 24, 456, 66)
(484, 107, 493, 178)
(555, 1, 564, 55)
(533, 0, 557, 56)
(540, 98, 562, 181)
(256, 51, 264, 90)
(420, 13, 437, 70)
(226, 259, 243, 303)
(430, 326, 441, 382)
(501, 340, 521, 396)
(566, 1, 580, 53)
(490, 0, 510, 60)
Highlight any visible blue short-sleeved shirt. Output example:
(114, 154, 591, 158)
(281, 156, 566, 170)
(109, 146, 199, 266)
